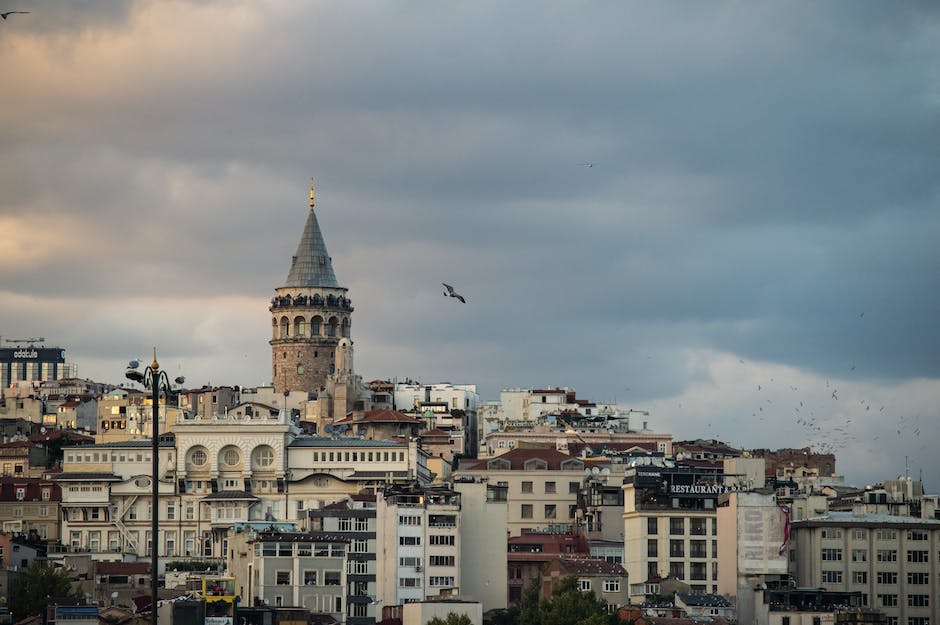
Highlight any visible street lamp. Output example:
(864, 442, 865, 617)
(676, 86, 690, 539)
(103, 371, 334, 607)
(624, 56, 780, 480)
(126, 349, 185, 625)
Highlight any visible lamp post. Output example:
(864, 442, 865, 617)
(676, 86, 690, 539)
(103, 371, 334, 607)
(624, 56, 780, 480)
(126, 350, 184, 625)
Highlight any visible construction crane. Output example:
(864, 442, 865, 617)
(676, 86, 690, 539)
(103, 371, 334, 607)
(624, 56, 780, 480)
(4, 337, 45, 345)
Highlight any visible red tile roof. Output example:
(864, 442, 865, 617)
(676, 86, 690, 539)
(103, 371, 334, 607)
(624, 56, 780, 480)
(96, 561, 150, 575)
(463, 447, 586, 471)
(334, 410, 423, 424)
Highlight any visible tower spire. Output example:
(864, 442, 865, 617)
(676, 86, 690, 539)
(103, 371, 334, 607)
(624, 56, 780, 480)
(283, 184, 339, 288)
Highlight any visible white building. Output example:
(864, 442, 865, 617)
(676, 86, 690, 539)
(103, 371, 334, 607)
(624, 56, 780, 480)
(375, 485, 462, 606)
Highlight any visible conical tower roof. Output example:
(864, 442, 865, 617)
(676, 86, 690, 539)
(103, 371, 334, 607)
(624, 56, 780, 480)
(283, 187, 340, 288)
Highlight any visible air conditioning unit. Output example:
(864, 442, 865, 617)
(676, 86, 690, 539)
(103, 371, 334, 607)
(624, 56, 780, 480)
(415, 565, 422, 572)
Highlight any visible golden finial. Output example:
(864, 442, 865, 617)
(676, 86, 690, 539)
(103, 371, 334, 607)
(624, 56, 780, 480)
(151, 347, 159, 372)
(309, 178, 315, 207)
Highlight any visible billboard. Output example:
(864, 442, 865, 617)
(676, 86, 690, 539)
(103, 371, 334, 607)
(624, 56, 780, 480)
(0, 348, 65, 363)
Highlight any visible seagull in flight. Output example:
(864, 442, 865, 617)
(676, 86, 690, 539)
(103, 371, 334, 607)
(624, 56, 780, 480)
(442, 283, 466, 303)
(577, 162, 596, 168)
(1, 11, 29, 19)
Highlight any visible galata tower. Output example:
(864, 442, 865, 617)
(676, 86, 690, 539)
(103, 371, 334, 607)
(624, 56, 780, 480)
(270, 181, 353, 393)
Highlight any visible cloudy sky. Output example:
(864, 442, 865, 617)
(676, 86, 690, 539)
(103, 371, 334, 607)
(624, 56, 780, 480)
(2, 1, 938, 489)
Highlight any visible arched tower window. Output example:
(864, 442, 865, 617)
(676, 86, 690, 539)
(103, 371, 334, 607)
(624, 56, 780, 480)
(311, 316, 322, 336)
(280, 316, 289, 338)
(326, 317, 338, 337)
(340, 318, 350, 338)
(294, 316, 306, 337)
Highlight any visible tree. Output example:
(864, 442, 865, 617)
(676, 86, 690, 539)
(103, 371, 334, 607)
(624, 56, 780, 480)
(540, 576, 612, 625)
(426, 613, 473, 625)
(10, 562, 77, 619)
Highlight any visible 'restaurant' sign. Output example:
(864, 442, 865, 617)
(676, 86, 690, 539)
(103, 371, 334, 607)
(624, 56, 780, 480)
(670, 483, 727, 495)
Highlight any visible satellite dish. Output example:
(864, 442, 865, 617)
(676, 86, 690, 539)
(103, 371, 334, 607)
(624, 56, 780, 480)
(592, 467, 600, 475)
(584, 469, 592, 476)
(601, 468, 610, 476)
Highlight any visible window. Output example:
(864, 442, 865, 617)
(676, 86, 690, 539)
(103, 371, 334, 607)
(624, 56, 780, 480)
(821, 548, 842, 561)
(189, 448, 207, 467)
(907, 595, 929, 607)
(851, 549, 867, 562)
(399, 536, 421, 546)
(852, 528, 867, 540)
(906, 529, 928, 541)
(569, 481, 581, 494)
(821, 528, 842, 539)
(355, 518, 369, 531)
(399, 515, 421, 526)
(399, 577, 420, 587)
(879, 595, 898, 607)
(876, 529, 897, 540)
(852, 571, 868, 584)
(545, 481, 556, 494)
(521, 504, 533, 519)
(276, 571, 290, 585)
(324, 572, 340, 586)
(579, 579, 592, 591)
(670, 540, 684, 558)
(222, 447, 240, 467)
(521, 481, 533, 494)
(908, 618, 930, 625)
(907, 572, 929, 585)
(339, 518, 352, 531)
(670, 518, 684, 535)
(429, 535, 455, 546)
(907, 550, 928, 563)
(648, 518, 658, 535)
(877, 549, 897, 562)
(877, 572, 898, 584)
(429, 555, 455, 567)
(351, 539, 368, 553)
(429, 576, 455, 587)
(303, 571, 317, 586)
(647, 540, 658, 557)
(690, 518, 706, 535)
(821, 570, 843, 583)
(544, 504, 557, 519)
(669, 562, 685, 580)
(603, 579, 620, 593)
(297, 543, 311, 556)
(166, 501, 175, 520)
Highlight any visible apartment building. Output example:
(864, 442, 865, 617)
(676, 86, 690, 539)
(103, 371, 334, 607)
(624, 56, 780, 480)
(789, 506, 940, 625)
(304, 495, 380, 625)
(228, 529, 349, 617)
(622, 457, 727, 599)
(55, 439, 176, 561)
(0, 475, 61, 540)
(375, 485, 461, 606)
(457, 447, 593, 536)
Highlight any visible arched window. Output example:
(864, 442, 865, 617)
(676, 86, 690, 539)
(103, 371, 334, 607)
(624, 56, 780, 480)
(326, 317, 338, 337)
(311, 316, 322, 336)
(271, 318, 277, 339)
(252, 445, 276, 470)
(340, 318, 350, 338)
(294, 316, 306, 337)
(219, 446, 241, 469)
(279, 316, 289, 338)
(187, 446, 209, 469)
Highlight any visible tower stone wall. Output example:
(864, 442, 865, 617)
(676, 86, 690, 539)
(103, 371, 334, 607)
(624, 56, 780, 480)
(270, 288, 353, 393)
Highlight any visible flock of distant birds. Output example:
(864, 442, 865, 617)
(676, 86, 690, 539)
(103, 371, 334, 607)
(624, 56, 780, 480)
(700, 312, 927, 464)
